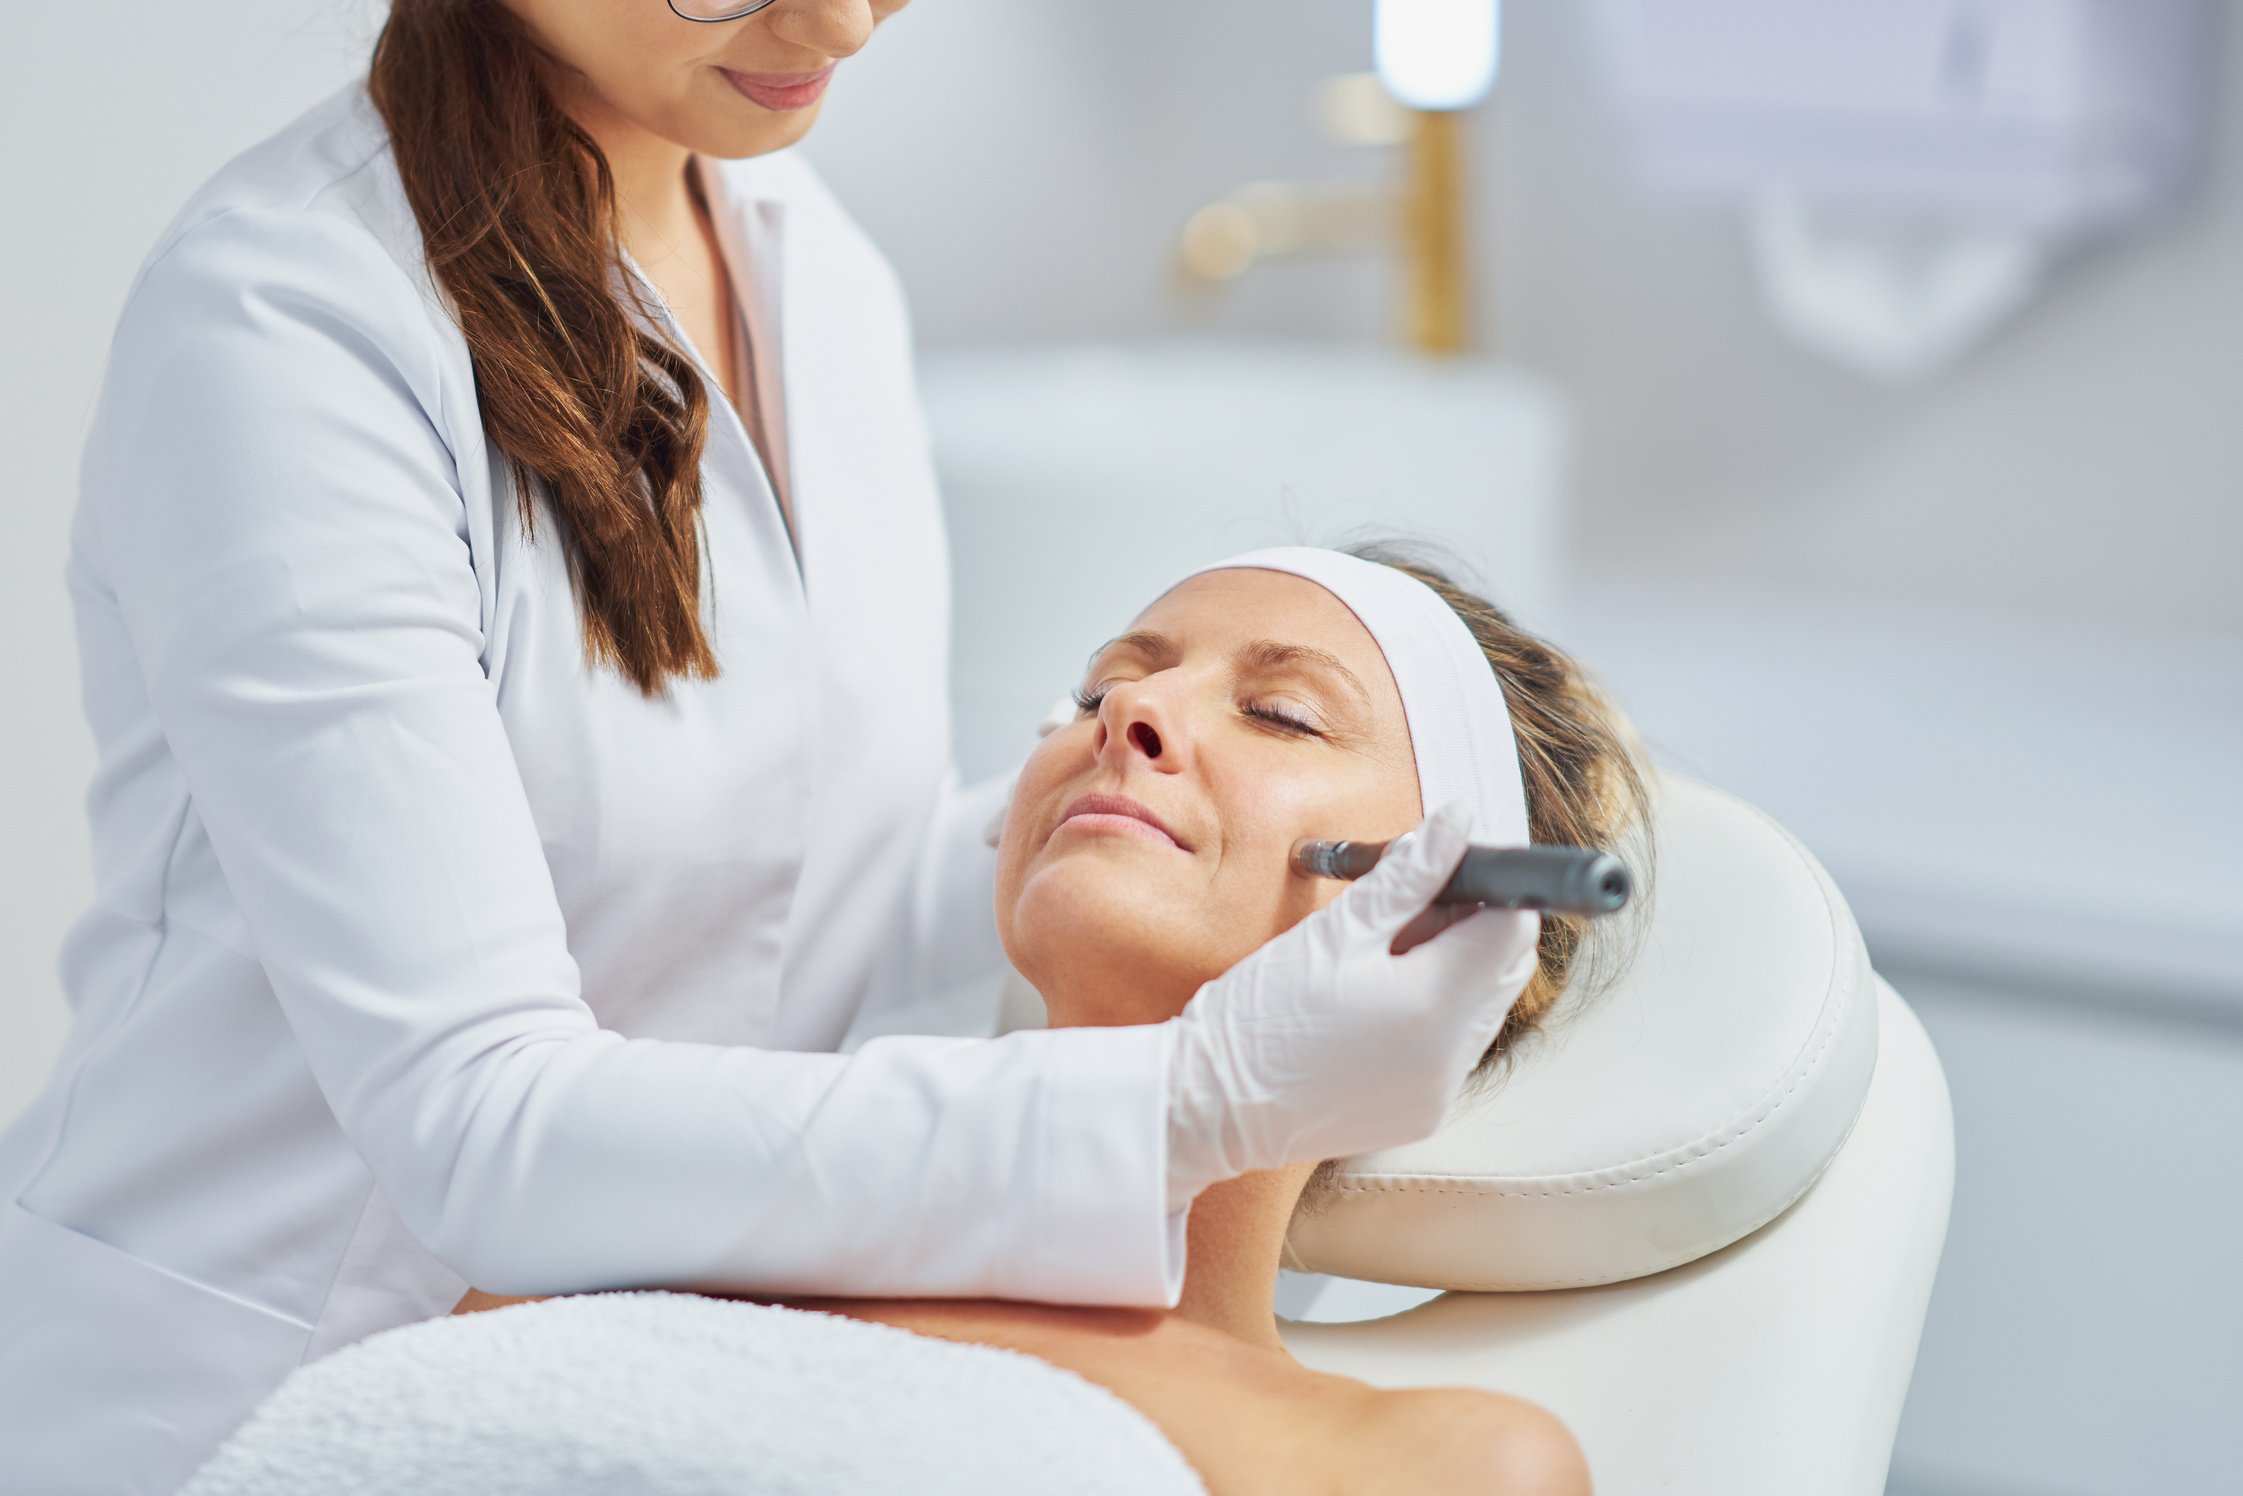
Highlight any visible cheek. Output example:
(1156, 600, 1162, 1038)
(1209, 742, 1375, 866)
(991, 735, 1079, 936)
(1191, 756, 1335, 951)
(547, 10, 694, 96)
(1199, 751, 1420, 951)
(550, 22, 749, 145)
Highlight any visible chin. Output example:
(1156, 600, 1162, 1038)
(689, 87, 823, 157)
(681, 121, 809, 161)
(731, 112, 818, 154)
(1000, 865, 1204, 1024)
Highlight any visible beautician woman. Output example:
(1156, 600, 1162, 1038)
(0, 3, 1539, 1490)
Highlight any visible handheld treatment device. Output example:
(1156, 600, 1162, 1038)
(1292, 839, 1633, 917)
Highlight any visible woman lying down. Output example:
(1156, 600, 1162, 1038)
(458, 543, 1652, 1495)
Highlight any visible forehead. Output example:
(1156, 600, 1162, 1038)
(1137, 564, 1352, 630)
(1129, 569, 1408, 716)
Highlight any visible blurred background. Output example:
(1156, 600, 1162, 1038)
(2, 3, 2237, 1492)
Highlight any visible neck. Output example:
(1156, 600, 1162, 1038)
(1172, 1162, 1319, 1354)
(1036, 968, 1318, 1354)
(559, 89, 699, 275)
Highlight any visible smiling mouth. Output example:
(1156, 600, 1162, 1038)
(717, 65, 834, 112)
(1055, 792, 1188, 851)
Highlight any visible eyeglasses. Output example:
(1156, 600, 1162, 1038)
(668, 0, 781, 20)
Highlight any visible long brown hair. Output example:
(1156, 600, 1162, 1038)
(369, 0, 718, 697)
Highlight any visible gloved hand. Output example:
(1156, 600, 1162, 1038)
(1162, 802, 1541, 1210)
(982, 695, 1080, 849)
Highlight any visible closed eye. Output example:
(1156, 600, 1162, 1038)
(1244, 701, 1322, 737)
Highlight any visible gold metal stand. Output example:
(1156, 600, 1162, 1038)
(1172, 75, 1481, 356)
(1402, 108, 1472, 355)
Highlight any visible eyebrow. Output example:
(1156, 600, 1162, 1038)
(1084, 630, 1374, 712)
(1083, 629, 1176, 676)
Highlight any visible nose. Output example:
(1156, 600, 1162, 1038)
(1093, 680, 1185, 774)
(767, 0, 878, 58)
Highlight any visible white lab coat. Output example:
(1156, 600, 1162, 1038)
(0, 82, 1177, 1495)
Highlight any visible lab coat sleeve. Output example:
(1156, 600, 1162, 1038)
(842, 765, 1017, 1047)
(83, 206, 1183, 1307)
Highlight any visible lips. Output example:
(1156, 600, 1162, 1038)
(718, 64, 834, 112)
(1056, 791, 1189, 851)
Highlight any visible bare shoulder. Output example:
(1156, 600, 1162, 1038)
(1340, 1385, 1591, 1496)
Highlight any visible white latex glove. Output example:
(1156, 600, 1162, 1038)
(1162, 802, 1541, 1210)
(982, 695, 1081, 849)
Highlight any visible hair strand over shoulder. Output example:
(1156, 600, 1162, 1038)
(369, 0, 721, 696)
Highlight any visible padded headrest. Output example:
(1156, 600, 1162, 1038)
(1282, 773, 1880, 1292)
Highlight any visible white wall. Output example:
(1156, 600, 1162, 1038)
(813, 0, 2243, 643)
(1482, 3, 2243, 641)
(0, 1, 381, 1122)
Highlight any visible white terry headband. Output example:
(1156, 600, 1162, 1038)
(1182, 547, 1532, 847)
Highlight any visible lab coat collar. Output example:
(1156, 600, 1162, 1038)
(693, 152, 798, 560)
(610, 152, 805, 585)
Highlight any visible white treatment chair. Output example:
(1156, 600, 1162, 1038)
(1271, 772, 1955, 1495)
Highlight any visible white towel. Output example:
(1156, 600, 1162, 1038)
(182, 1292, 1208, 1496)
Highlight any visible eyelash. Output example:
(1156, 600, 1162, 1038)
(1071, 686, 1322, 738)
